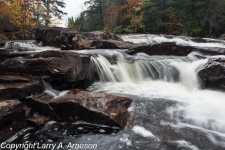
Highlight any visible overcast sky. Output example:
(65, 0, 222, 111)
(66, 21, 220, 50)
(61, 0, 88, 27)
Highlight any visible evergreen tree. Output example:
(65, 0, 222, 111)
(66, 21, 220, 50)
(68, 0, 225, 36)
(42, 0, 66, 27)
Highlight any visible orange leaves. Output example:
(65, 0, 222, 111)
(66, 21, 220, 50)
(0, 0, 37, 30)
(117, 0, 145, 32)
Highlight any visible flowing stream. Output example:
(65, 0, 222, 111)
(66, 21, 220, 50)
(119, 34, 225, 48)
(86, 49, 225, 149)
(81, 35, 225, 149)
(4, 35, 225, 150)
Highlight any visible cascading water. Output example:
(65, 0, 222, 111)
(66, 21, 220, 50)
(4, 41, 37, 49)
(88, 50, 225, 148)
(3, 41, 60, 51)
(90, 51, 201, 89)
(119, 34, 225, 48)
(4, 35, 225, 150)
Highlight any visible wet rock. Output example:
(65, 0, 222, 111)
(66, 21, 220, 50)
(50, 89, 132, 128)
(75, 55, 94, 88)
(190, 37, 207, 43)
(130, 42, 225, 56)
(35, 28, 123, 49)
(0, 40, 7, 47)
(0, 51, 92, 90)
(0, 75, 31, 83)
(72, 36, 94, 49)
(0, 76, 44, 100)
(82, 31, 122, 41)
(35, 27, 66, 47)
(27, 114, 50, 127)
(21, 92, 55, 115)
(70, 32, 124, 50)
(198, 59, 225, 91)
(218, 34, 225, 41)
(60, 44, 73, 50)
(0, 100, 25, 124)
(4, 97, 224, 149)
(0, 49, 32, 63)
(92, 40, 135, 49)
(0, 100, 27, 142)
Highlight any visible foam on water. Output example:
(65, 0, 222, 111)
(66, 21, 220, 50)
(172, 140, 199, 150)
(132, 125, 155, 138)
(87, 50, 225, 146)
(119, 34, 225, 48)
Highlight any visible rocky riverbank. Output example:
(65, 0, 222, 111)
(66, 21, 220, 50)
(0, 28, 225, 149)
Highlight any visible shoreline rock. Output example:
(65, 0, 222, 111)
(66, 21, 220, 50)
(130, 42, 225, 56)
(198, 58, 225, 91)
(0, 99, 27, 142)
(50, 89, 132, 128)
(0, 50, 93, 90)
(0, 75, 44, 100)
(35, 28, 123, 50)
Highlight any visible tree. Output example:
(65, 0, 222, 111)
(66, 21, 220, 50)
(41, 0, 66, 27)
(117, 0, 144, 33)
(70, 0, 225, 36)
(103, 1, 118, 32)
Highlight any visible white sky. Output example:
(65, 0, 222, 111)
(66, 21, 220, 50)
(61, 0, 88, 27)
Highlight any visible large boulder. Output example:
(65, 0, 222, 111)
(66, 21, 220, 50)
(130, 42, 225, 56)
(35, 28, 123, 49)
(35, 28, 66, 47)
(198, 59, 225, 91)
(0, 75, 44, 100)
(50, 89, 133, 128)
(0, 51, 92, 90)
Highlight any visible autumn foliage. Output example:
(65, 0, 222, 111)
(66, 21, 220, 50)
(0, 0, 36, 31)
(0, 0, 65, 34)
(118, 0, 144, 32)
(72, 0, 225, 37)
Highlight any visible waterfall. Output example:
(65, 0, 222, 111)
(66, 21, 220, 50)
(42, 80, 68, 97)
(90, 51, 202, 90)
(4, 41, 37, 49)
(3, 41, 60, 51)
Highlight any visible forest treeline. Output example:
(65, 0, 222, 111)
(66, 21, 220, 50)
(68, 0, 225, 37)
(0, 0, 65, 32)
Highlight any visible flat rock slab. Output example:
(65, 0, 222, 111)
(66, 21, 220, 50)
(50, 89, 132, 128)
(0, 79, 44, 100)
(0, 50, 92, 90)
(0, 49, 32, 63)
(0, 75, 31, 83)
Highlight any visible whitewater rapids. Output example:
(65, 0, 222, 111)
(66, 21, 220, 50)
(84, 49, 225, 148)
